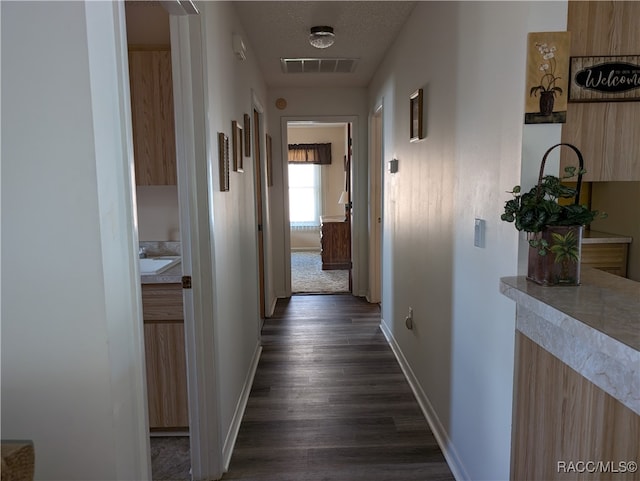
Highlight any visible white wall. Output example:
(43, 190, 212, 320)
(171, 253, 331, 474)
(136, 186, 181, 241)
(267, 88, 369, 297)
(369, 2, 567, 480)
(591, 182, 640, 281)
(288, 125, 348, 219)
(125, 0, 170, 45)
(1, 2, 149, 480)
(199, 2, 268, 460)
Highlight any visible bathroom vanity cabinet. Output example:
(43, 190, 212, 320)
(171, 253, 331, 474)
(141, 282, 188, 431)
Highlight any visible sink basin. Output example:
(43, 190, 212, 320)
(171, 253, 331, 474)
(139, 256, 181, 275)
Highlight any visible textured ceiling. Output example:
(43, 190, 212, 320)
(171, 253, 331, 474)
(234, 1, 416, 88)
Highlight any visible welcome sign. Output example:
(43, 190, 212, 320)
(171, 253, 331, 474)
(569, 55, 640, 102)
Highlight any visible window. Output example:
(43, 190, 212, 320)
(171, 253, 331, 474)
(289, 163, 321, 228)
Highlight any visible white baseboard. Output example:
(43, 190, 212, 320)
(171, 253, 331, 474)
(290, 248, 321, 252)
(380, 319, 470, 481)
(222, 341, 262, 472)
(267, 296, 278, 318)
(355, 288, 368, 298)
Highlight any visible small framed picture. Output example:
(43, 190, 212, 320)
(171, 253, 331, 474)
(218, 132, 229, 191)
(410, 88, 424, 142)
(524, 32, 571, 123)
(243, 113, 251, 156)
(232, 120, 243, 172)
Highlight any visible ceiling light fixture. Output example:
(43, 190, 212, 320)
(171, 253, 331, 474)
(309, 26, 335, 49)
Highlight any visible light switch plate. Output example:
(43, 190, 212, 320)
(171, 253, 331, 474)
(474, 218, 486, 248)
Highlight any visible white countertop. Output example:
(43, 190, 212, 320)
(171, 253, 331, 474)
(141, 261, 182, 284)
(139, 241, 182, 284)
(500, 268, 639, 414)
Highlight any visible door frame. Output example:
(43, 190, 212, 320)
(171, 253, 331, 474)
(368, 105, 383, 303)
(281, 115, 359, 296)
(169, 12, 223, 481)
(252, 92, 267, 321)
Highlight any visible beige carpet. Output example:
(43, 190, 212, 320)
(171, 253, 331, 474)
(291, 251, 349, 293)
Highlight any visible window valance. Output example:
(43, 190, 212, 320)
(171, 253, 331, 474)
(288, 143, 332, 164)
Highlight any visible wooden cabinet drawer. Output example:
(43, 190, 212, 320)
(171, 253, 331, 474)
(581, 243, 628, 277)
(141, 283, 183, 321)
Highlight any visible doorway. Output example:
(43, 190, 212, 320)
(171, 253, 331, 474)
(369, 106, 383, 303)
(286, 121, 351, 294)
(253, 107, 267, 317)
(124, 4, 192, 480)
(126, 3, 225, 480)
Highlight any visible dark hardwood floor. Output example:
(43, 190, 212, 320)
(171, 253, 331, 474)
(221, 294, 454, 481)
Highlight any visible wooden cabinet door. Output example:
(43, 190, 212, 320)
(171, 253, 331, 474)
(511, 333, 639, 481)
(144, 322, 189, 430)
(141, 283, 188, 430)
(128, 49, 177, 186)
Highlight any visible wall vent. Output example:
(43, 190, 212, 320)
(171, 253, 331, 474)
(280, 58, 358, 74)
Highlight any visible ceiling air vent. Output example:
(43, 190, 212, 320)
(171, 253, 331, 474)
(280, 58, 358, 74)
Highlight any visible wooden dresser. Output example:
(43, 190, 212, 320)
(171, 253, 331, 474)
(320, 216, 351, 270)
